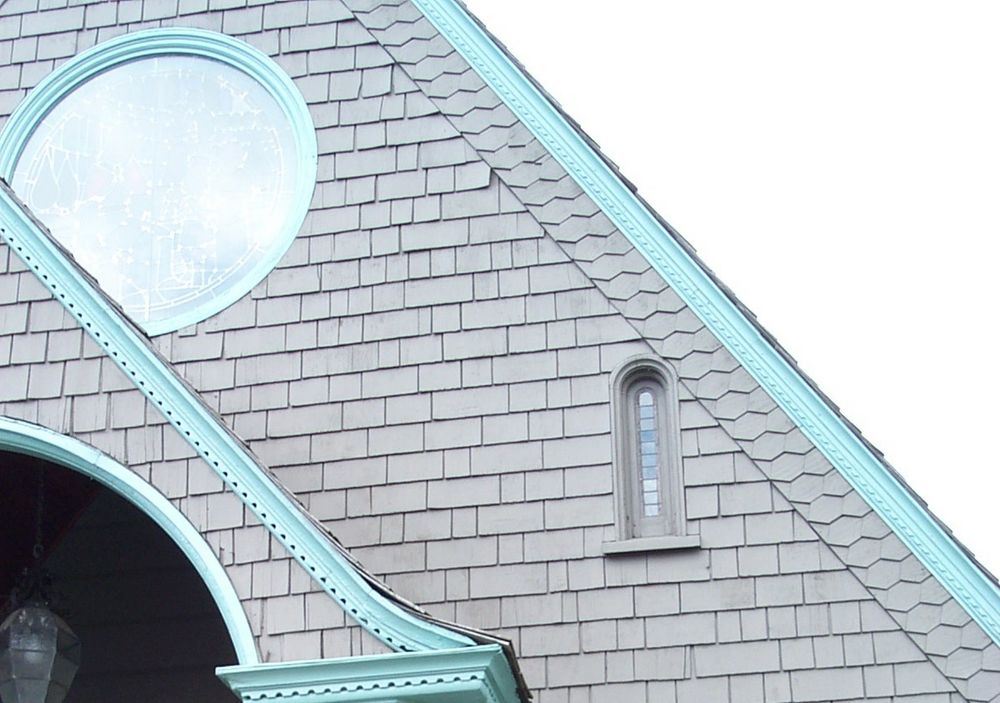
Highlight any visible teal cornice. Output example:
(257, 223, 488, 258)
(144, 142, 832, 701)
(0, 28, 318, 336)
(217, 645, 519, 703)
(0, 415, 259, 665)
(0, 180, 473, 653)
(412, 0, 1000, 644)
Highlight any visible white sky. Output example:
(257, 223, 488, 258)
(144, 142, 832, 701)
(464, 0, 1000, 573)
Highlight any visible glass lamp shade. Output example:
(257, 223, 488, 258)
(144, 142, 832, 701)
(0, 606, 81, 703)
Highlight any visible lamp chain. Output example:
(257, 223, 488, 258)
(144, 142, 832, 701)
(33, 466, 45, 563)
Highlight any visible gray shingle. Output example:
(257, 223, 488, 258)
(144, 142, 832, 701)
(1, 3, 991, 694)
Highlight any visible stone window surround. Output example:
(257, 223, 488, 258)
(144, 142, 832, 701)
(604, 356, 699, 555)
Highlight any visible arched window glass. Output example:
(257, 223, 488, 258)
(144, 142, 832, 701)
(623, 374, 675, 537)
(607, 357, 696, 552)
(635, 386, 662, 518)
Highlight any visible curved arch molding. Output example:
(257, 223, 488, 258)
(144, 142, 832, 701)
(0, 176, 472, 653)
(412, 0, 1000, 645)
(0, 415, 259, 665)
(0, 28, 318, 336)
(0, 26, 471, 653)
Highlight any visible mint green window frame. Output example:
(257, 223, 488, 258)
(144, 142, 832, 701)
(0, 28, 318, 336)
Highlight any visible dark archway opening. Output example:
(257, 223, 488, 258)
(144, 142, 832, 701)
(1, 451, 238, 702)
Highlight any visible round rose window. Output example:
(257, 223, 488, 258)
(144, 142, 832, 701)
(0, 29, 317, 334)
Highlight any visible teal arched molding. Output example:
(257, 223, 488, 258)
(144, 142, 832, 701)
(0, 26, 469, 655)
(0, 128, 474, 653)
(0, 25, 520, 700)
(0, 27, 318, 337)
(0, 415, 259, 665)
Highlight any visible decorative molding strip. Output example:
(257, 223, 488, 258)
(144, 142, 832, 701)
(0, 416, 259, 665)
(217, 645, 519, 703)
(412, 0, 1000, 644)
(0, 181, 473, 653)
(0, 28, 318, 336)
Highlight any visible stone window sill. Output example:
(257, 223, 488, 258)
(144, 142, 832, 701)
(601, 534, 701, 555)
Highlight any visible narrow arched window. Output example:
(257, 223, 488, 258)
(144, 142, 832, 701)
(633, 383, 666, 522)
(606, 357, 695, 553)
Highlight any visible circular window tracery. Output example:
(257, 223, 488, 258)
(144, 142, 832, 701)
(0, 29, 317, 335)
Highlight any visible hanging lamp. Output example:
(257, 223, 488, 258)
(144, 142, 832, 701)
(0, 467, 81, 703)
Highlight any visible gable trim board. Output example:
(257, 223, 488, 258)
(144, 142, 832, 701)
(410, 0, 1000, 645)
(0, 5, 992, 699)
(217, 645, 520, 703)
(0, 180, 479, 656)
(0, 414, 259, 666)
(0, 27, 319, 337)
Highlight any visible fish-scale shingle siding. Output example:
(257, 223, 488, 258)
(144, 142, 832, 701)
(343, 1, 999, 699)
(0, 0, 995, 700)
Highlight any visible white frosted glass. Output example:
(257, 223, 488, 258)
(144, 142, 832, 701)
(12, 55, 299, 328)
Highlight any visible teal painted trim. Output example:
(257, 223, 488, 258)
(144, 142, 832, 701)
(217, 645, 519, 703)
(0, 28, 318, 337)
(0, 415, 259, 665)
(0, 183, 473, 653)
(413, 0, 1000, 644)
